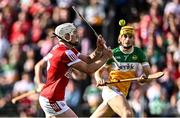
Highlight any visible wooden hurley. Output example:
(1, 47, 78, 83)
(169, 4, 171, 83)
(97, 72, 164, 86)
(72, 6, 120, 67)
(11, 90, 38, 104)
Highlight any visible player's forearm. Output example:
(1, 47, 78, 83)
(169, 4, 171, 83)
(89, 48, 103, 63)
(86, 55, 108, 74)
(138, 65, 152, 85)
(143, 65, 151, 76)
(79, 49, 102, 64)
(35, 65, 43, 84)
(74, 55, 108, 74)
(34, 60, 46, 84)
(94, 67, 103, 81)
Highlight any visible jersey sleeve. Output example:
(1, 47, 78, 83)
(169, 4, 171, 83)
(106, 48, 116, 65)
(43, 53, 53, 61)
(106, 58, 113, 65)
(71, 48, 81, 57)
(62, 49, 81, 66)
(138, 48, 149, 67)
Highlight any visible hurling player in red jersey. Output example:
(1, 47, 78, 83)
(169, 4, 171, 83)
(34, 23, 112, 118)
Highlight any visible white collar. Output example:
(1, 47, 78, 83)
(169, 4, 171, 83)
(119, 45, 134, 54)
(58, 42, 65, 46)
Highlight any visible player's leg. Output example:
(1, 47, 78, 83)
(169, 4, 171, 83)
(90, 101, 114, 118)
(100, 86, 134, 117)
(107, 92, 134, 117)
(55, 108, 77, 118)
(91, 86, 124, 117)
(39, 96, 77, 118)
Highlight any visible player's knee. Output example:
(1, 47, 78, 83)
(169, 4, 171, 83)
(123, 109, 134, 117)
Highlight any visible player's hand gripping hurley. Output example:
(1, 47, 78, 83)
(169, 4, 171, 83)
(72, 6, 120, 67)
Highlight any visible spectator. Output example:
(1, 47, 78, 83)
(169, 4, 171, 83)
(0, 25, 10, 59)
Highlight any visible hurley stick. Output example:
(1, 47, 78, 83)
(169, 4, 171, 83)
(11, 90, 38, 104)
(72, 6, 120, 67)
(97, 72, 164, 86)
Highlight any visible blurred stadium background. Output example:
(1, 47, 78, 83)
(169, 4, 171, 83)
(0, 0, 179, 117)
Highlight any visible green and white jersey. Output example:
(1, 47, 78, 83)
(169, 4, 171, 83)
(107, 46, 149, 96)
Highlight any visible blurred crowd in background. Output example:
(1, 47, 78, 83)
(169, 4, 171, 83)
(0, 0, 179, 117)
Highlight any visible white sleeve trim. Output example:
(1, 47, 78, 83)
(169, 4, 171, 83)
(77, 52, 81, 57)
(142, 62, 150, 67)
(43, 56, 48, 61)
(67, 59, 81, 66)
(65, 50, 81, 66)
(43, 53, 53, 61)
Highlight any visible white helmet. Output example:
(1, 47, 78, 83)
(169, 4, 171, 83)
(54, 23, 76, 42)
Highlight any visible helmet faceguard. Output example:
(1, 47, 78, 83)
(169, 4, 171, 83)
(53, 23, 78, 46)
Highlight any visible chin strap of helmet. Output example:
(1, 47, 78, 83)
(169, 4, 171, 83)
(52, 33, 78, 47)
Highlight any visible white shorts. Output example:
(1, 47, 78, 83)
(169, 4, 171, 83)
(39, 96, 69, 117)
(102, 86, 123, 103)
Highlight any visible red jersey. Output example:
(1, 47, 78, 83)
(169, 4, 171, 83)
(40, 43, 81, 101)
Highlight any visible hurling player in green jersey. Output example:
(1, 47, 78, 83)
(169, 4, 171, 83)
(91, 20, 151, 118)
